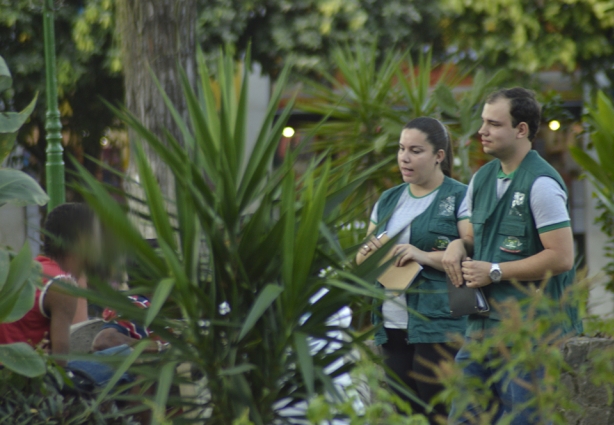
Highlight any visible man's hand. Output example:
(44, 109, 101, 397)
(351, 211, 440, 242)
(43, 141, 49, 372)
(462, 259, 492, 288)
(442, 239, 467, 287)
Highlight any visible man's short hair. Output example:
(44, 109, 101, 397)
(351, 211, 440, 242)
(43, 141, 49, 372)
(43, 203, 95, 261)
(485, 87, 541, 142)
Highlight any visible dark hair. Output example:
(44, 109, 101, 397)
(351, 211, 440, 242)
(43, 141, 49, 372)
(43, 203, 95, 261)
(403, 117, 453, 177)
(485, 87, 541, 141)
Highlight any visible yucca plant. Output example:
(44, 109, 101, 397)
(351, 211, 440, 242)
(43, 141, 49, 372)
(296, 44, 506, 220)
(68, 47, 391, 424)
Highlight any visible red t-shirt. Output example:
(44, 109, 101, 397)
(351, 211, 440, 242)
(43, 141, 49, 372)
(0, 256, 72, 348)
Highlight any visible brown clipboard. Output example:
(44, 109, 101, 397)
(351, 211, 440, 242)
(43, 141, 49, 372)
(357, 234, 423, 291)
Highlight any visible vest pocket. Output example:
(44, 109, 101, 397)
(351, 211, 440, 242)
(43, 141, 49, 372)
(427, 219, 459, 251)
(496, 221, 528, 260)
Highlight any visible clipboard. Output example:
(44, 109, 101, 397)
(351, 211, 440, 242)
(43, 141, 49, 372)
(446, 275, 490, 317)
(358, 233, 423, 291)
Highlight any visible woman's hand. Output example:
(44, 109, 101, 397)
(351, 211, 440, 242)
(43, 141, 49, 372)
(360, 234, 385, 257)
(391, 244, 424, 267)
(442, 239, 467, 287)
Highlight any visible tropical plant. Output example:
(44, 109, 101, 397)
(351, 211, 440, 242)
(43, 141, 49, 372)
(570, 90, 614, 291)
(0, 54, 49, 377)
(67, 47, 397, 424)
(296, 44, 506, 216)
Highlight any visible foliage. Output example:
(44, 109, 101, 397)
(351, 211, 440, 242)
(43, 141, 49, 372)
(296, 44, 506, 217)
(0, 55, 48, 207)
(431, 275, 591, 425)
(196, 0, 445, 76)
(68, 47, 396, 424)
(304, 347, 433, 424)
(439, 0, 614, 83)
(0, 365, 138, 424)
(570, 91, 614, 291)
(309, 273, 599, 425)
(0, 0, 123, 179)
(0, 55, 49, 378)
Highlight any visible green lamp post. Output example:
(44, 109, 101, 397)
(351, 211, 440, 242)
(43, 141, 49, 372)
(43, 0, 65, 210)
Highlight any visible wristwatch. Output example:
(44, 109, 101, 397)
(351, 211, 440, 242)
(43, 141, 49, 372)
(489, 263, 502, 283)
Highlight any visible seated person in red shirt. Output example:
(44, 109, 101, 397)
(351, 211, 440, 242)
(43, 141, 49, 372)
(0, 203, 95, 364)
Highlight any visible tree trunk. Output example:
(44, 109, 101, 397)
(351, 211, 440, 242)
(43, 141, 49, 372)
(116, 0, 196, 235)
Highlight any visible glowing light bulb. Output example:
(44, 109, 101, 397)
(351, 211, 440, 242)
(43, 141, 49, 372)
(548, 120, 561, 131)
(282, 127, 295, 138)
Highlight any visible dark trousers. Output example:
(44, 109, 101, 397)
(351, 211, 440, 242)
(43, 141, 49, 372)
(381, 328, 458, 424)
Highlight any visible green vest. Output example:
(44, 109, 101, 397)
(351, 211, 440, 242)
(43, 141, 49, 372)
(467, 150, 582, 335)
(373, 176, 468, 345)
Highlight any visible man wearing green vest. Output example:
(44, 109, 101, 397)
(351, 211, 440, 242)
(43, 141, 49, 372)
(442, 87, 582, 424)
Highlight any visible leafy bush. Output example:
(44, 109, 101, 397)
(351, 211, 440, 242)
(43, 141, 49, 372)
(296, 43, 507, 213)
(570, 90, 614, 291)
(66, 47, 394, 424)
(0, 365, 138, 425)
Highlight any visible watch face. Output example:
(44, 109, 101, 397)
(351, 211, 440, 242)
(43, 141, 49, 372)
(490, 269, 502, 281)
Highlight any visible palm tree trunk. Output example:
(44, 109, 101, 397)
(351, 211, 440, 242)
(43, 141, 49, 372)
(116, 0, 196, 235)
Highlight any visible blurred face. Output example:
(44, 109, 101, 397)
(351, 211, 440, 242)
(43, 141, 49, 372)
(397, 128, 443, 186)
(478, 98, 523, 159)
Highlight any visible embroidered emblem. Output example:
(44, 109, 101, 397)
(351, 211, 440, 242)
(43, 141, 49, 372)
(438, 196, 455, 217)
(500, 236, 523, 253)
(434, 236, 451, 250)
(509, 192, 526, 217)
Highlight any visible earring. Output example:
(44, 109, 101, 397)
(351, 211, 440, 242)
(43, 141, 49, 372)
(435, 161, 439, 165)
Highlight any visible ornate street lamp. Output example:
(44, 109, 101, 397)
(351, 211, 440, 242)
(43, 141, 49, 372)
(43, 0, 65, 210)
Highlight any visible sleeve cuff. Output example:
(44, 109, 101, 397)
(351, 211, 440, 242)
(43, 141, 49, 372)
(538, 220, 571, 234)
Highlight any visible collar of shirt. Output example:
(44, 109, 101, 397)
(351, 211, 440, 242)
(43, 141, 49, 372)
(497, 168, 517, 180)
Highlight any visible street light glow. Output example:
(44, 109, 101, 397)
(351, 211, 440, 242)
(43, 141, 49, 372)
(549, 120, 561, 131)
(282, 126, 295, 138)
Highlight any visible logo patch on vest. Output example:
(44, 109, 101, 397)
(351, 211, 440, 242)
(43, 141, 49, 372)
(509, 192, 526, 217)
(434, 236, 451, 250)
(500, 236, 523, 253)
(438, 196, 455, 217)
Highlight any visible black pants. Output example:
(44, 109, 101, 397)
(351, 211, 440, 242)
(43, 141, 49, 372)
(381, 328, 458, 424)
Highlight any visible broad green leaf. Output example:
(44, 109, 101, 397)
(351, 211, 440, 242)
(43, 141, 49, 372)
(0, 95, 37, 163)
(0, 168, 49, 207)
(294, 332, 314, 396)
(0, 342, 45, 377)
(569, 146, 611, 188)
(237, 284, 284, 341)
(3, 278, 35, 323)
(0, 250, 9, 289)
(0, 55, 11, 93)
(0, 243, 33, 323)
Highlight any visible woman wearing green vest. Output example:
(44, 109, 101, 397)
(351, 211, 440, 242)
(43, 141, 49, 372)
(357, 117, 470, 423)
